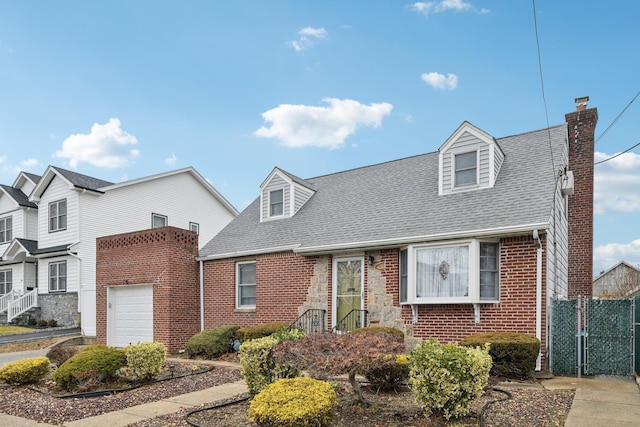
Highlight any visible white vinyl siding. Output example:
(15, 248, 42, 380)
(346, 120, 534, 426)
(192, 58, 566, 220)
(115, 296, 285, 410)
(293, 185, 314, 214)
(439, 125, 504, 195)
(37, 177, 80, 248)
(261, 175, 289, 220)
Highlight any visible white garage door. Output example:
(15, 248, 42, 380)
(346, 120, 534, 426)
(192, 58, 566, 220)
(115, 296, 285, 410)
(108, 285, 153, 347)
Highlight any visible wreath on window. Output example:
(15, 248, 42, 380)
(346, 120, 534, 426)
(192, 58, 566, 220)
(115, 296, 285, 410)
(439, 260, 450, 280)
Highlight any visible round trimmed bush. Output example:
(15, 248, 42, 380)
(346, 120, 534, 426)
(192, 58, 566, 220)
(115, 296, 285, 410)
(184, 325, 240, 359)
(236, 322, 289, 342)
(460, 332, 540, 379)
(0, 356, 50, 385)
(248, 377, 337, 427)
(351, 325, 405, 338)
(52, 345, 126, 391)
(125, 341, 167, 380)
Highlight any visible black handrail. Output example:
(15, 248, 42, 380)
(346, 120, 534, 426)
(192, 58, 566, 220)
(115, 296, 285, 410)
(289, 309, 326, 335)
(331, 309, 368, 333)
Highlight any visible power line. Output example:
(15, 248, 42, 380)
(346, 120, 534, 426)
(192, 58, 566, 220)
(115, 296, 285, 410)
(531, 0, 556, 174)
(594, 141, 640, 165)
(596, 89, 640, 144)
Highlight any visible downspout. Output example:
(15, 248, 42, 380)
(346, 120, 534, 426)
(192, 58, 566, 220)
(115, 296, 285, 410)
(199, 260, 204, 332)
(533, 229, 542, 371)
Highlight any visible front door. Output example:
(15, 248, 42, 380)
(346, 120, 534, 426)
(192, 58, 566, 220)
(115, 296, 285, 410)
(333, 257, 364, 332)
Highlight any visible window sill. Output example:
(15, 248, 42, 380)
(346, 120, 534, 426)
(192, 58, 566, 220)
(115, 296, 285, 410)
(234, 308, 256, 314)
(400, 300, 499, 305)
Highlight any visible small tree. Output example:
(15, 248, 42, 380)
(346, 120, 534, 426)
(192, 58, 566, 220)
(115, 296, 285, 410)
(273, 330, 405, 405)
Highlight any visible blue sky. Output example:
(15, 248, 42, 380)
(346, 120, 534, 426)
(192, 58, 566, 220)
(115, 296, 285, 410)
(1, 1, 638, 276)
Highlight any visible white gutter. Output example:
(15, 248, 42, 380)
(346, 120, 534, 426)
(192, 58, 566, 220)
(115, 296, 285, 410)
(199, 260, 204, 331)
(197, 244, 301, 261)
(533, 229, 542, 371)
(294, 223, 551, 255)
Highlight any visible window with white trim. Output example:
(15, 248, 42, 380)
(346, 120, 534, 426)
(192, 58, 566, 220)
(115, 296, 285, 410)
(236, 261, 256, 308)
(401, 240, 499, 304)
(0, 216, 11, 243)
(454, 151, 477, 187)
(49, 261, 67, 292)
(189, 222, 200, 234)
(0, 269, 12, 294)
(152, 213, 168, 228)
(269, 189, 284, 217)
(49, 199, 67, 232)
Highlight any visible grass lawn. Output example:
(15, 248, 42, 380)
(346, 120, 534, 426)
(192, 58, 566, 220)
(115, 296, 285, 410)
(0, 325, 34, 335)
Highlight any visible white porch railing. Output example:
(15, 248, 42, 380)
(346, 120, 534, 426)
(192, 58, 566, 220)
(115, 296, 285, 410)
(7, 290, 38, 322)
(0, 290, 21, 314)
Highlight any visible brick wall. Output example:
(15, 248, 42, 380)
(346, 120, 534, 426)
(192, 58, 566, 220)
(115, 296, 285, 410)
(202, 251, 319, 329)
(203, 237, 547, 362)
(566, 104, 598, 298)
(95, 227, 199, 353)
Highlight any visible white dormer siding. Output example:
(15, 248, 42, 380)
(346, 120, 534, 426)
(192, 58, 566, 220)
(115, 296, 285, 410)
(262, 175, 290, 220)
(260, 168, 315, 222)
(438, 122, 504, 196)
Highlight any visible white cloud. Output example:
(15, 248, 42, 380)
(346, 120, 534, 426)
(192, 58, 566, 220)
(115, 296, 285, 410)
(410, 0, 486, 16)
(54, 118, 140, 169)
(291, 27, 328, 51)
(594, 151, 640, 214)
(164, 153, 177, 166)
(594, 239, 640, 274)
(20, 158, 40, 168)
(421, 72, 458, 90)
(0, 155, 6, 164)
(255, 98, 393, 149)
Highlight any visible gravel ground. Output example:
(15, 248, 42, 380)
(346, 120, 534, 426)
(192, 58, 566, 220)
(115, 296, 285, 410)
(128, 382, 574, 427)
(0, 366, 243, 425)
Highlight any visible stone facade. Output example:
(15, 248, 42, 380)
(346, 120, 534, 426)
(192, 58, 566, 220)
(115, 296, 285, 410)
(38, 292, 79, 327)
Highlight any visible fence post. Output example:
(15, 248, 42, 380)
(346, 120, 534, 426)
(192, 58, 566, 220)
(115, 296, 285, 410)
(576, 295, 582, 378)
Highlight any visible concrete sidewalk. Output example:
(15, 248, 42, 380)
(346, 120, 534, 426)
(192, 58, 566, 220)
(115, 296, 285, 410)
(543, 376, 640, 427)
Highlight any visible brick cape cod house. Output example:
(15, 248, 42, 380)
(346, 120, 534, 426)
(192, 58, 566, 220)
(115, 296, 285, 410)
(96, 98, 597, 369)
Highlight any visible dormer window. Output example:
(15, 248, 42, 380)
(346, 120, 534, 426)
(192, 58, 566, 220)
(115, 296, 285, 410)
(454, 151, 477, 187)
(259, 167, 316, 222)
(269, 189, 284, 217)
(438, 122, 504, 196)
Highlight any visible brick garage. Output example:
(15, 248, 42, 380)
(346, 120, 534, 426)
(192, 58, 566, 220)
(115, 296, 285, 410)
(95, 227, 200, 353)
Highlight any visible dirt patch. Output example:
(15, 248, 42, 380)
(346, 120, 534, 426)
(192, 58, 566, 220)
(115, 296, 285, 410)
(0, 337, 62, 353)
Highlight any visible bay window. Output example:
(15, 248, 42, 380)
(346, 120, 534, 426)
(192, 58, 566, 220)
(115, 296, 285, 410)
(400, 240, 499, 304)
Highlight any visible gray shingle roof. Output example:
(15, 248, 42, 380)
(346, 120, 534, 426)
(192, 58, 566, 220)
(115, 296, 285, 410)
(23, 172, 41, 184)
(200, 124, 567, 257)
(54, 167, 113, 192)
(0, 184, 37, 208)
(15, 238, 38, 254)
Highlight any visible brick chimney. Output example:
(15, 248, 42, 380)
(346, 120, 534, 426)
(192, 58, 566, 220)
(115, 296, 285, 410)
(565, 96, 598, 298)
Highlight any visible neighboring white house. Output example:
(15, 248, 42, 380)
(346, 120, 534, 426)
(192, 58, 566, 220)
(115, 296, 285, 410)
(0, 166, 238, 336)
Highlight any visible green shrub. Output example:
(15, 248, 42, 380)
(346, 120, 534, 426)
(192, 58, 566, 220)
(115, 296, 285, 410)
(0, 357, 50, 385)
(239, 328, 304, 396)
(184, 325, 240, 359)
(236, 322, 289, 342)
(37, 319, 48, 328)
(460, 332, 540, 379)
(46, 345, 79, 367)
(52, 345, 126, 391)
(409, 339, 491, 420)
(47, 319, 58, 328)
(351, 325, 405, 338)
(363, 353, 410, 392)
(248, 377, 337, 427)
(125, 342, 167, 381)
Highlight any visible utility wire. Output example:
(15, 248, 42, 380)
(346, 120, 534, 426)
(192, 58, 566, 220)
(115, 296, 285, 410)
(594, 141, 640, 165)
(596, 89, 640, 144)
(532, 0, 556, 175)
